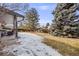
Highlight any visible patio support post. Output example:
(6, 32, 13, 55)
(13, 15, 18, 38)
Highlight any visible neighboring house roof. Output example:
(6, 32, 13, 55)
(0, 7, 24, 18)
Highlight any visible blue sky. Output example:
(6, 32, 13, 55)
(29, 3, 57, 26)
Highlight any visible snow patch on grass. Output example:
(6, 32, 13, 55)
(2, 32, 61, 56)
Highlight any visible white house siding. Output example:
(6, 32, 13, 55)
(1, 13, 14, 29)
(1, 13, 23, 29)
(17, 17, 23, 27)
(17, 17, 23, 21)
(2, 14, 14, 24)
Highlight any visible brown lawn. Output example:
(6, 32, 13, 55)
(34, 32, 79, 56)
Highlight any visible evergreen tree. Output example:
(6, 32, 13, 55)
(45, 23, 50, 28)
(51, 3, 79, 37)
(25, 8, 40, 31)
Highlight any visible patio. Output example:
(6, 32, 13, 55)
(0, 7, 24, 39)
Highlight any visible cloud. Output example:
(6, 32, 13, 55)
(38, 6, 49, 10)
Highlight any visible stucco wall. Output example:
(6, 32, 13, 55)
(3, 14, 14, 24)
(1, 13, 23, 29)
(0, 13, 14, 28)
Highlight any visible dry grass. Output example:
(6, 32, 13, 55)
(35, 32, 79, 56)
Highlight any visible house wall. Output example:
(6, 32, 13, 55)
(17, 17, 23, 27)
(0, 11, 23, 38)
(0, 13, 14, 29)
(1, 13, 23, 29)
(2, 14, 14, 24)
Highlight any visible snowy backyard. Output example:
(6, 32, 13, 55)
(0, 3, 79, 56)
(2, 32, 61, 56)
